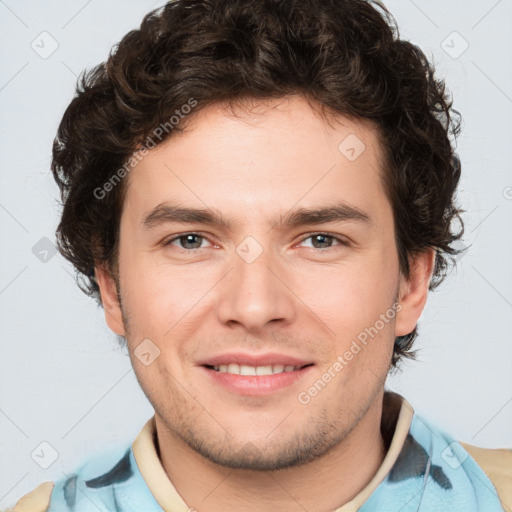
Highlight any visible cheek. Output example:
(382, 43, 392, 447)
(119, 250, 203, 326)
(294, 256, 398, 336)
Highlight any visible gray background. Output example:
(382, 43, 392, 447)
(1, 0, 511, 508)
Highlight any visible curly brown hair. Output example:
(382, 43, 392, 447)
(52, 0, 464, 368)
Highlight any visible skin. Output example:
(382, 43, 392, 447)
(96, 95, 434, 512)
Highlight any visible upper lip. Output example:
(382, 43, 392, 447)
(198, 352, 314, 368)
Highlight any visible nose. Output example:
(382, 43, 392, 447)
(216, 241, 296, 333)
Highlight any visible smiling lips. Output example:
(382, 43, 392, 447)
(199, 353, 315, 395)
(200, 352, 313, 373)
(208, 363, 304, 375)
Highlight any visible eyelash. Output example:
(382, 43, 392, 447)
(163, 232, 349, 252)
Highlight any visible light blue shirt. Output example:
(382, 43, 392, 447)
(45, 411, 505, 511)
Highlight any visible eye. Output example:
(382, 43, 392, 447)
(298, 233, 348, 251)
(164, 233, 211, 251)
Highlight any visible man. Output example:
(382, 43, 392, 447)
(9, 0, 511, 511)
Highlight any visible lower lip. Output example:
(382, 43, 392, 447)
(200, 365, 314, 396)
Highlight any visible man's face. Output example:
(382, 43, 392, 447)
(99, 95, 417, 470)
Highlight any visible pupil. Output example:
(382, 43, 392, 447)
(313, 235, 330, 248)
(184, 234, 201, 248)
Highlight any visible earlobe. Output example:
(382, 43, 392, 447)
(94, 265, 126, 336)
(395, 249, 436, 337)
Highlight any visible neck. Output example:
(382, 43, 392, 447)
(155, 390, 392, 512)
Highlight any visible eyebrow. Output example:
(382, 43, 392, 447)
(142, 202, 372, 231)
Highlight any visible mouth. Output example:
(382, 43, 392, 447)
(199, 356, 315, 396)
(204, 363, 313, 375)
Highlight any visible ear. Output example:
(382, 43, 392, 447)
(94, 264, 126, 336)
(395, 249, 436, 337)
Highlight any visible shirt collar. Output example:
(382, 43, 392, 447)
(132, 390, 415, 512)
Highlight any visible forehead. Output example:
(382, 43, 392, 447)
(122, 95, 390, 227)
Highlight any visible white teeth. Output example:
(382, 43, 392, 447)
(240, 365, 256, 376)
(227, 363, 239, 374)
(255, 365, 273, 376)
(213, 364, 301, 375)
